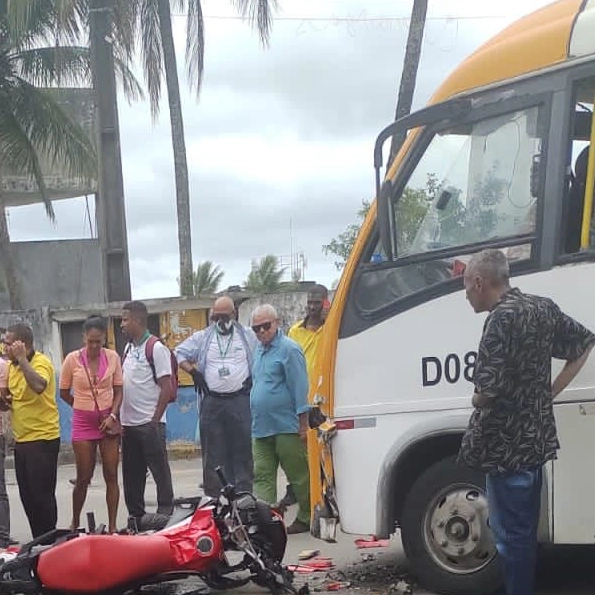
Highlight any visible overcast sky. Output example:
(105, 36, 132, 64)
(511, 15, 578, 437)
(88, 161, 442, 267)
(7, 0, 556, 299)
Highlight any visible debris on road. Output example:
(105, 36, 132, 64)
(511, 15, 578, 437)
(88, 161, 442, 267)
(288, 564, 318, 574)
(388, 580, 413, 595)
(289, 557, 335, 573)
(354, 536, 390, 549)
(298, 549, 321, 560)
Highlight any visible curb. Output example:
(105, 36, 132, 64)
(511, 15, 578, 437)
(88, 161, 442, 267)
(4, 443, 201, 470)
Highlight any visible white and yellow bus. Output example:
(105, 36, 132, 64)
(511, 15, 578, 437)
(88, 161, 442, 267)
(308, 1, 595, 593)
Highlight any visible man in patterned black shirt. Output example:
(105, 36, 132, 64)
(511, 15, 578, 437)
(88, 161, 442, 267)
(458, 249, 595, 595)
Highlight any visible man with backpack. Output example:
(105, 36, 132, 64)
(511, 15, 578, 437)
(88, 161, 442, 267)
(175, 296, 257, 498)
(120, 300, 175, 523)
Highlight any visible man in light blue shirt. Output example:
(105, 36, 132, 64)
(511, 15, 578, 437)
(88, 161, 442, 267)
(250, 304, 311, 535)
(175, 296, 257, 497)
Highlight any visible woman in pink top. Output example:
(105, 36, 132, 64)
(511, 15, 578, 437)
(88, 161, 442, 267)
(59, 315, 123, 533)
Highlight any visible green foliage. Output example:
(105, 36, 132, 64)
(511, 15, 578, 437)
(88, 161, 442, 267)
(322, 200, 371, 271)
(244, 254, 286, 294)
(323, 176, 436, 270)
(191, 261, 224, 295)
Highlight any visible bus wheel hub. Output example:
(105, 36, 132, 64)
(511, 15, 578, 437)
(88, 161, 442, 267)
(424, 486, 497, 574)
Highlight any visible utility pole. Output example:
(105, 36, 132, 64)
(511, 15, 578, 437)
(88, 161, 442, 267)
(89, 0, 131, 303)
(388, 0, 428, 169)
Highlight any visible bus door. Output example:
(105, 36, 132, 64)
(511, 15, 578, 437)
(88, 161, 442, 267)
(551, 75, 595, 544)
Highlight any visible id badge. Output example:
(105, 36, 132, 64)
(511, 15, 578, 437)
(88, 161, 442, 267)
(218, 366, 230, 378)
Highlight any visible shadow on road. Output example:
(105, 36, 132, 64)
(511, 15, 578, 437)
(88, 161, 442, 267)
(536, 545, 595, 593)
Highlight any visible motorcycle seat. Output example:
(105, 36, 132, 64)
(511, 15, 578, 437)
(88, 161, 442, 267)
(36, 533, 174, 592)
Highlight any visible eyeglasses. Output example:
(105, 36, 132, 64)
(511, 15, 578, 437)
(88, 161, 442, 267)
(211, 314, 231, 323)
(251, 321, 273, 334)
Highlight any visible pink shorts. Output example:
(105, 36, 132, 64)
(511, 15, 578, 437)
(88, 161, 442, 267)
(72, 407, 112, 442)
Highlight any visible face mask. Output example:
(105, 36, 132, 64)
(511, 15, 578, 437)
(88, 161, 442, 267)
(216, 318, 234, 335)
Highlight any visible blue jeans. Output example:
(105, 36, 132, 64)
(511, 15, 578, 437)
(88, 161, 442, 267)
(486, 467, 542, 595)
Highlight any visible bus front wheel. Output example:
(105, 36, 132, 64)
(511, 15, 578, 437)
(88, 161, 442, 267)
(400, 456, 502, 595)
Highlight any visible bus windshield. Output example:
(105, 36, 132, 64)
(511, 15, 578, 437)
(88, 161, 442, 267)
(393, 105, 543, 259)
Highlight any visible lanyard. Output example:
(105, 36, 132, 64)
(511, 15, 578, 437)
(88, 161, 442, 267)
(216, 330, 234, 360)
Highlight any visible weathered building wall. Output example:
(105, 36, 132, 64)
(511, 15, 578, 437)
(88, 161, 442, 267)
(237, 290, 335, 331)
(238, 292, 309, 331)
(0, 239, 104, 311)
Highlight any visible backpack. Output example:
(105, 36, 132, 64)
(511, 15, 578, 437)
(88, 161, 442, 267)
(123, 336, 179, 402)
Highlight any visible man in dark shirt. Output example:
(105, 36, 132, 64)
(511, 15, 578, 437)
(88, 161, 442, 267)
(458, 249, 595, 595)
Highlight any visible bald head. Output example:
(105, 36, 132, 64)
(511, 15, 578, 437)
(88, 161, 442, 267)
(213, 296, 235, 314)
(210, 295, 236, 334)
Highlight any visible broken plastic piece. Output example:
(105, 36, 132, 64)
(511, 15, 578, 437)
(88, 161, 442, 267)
(298, 549, 320, 560)
(287, 565, 318, 574)
(354, 536, 390, 548)
(303, 557, 334, 570)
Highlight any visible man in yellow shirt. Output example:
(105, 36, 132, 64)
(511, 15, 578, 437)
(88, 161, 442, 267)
(0, 324, 60, 540)
(280, 285, 329, 509)
(288, 285, 329, 380)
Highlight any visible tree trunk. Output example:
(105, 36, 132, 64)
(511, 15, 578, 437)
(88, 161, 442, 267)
(0, 190, 23, 310)
(157, 0, 194, 298)
(388, 0, 428, 168)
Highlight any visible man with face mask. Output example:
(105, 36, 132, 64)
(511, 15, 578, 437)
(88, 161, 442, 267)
(175, 296, 258, 497)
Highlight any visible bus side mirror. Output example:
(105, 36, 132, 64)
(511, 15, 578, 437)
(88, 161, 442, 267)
(378, 180, 394, 261)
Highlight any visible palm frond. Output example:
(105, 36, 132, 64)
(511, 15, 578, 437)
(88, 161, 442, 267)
(0, 89, 53, 219)
(14, 45, 91, 87)
(113, 53, 144, 102)
(111, 0, 140, 64)
(6, 0, 86, 48)
(1, 80, 96, 194)
(231, 0, 277, 45)
(140, 0, 163, 119)
(183, 0, 204, 96)
(193, 260, 224, 294)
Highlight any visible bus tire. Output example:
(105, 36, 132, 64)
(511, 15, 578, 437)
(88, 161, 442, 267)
(400, 456, 502, 595)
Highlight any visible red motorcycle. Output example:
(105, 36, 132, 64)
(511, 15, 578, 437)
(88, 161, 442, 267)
(0, 468, 296, 595)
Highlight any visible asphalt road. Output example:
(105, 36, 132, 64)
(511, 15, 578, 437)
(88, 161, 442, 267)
(4, 458, 595, 595)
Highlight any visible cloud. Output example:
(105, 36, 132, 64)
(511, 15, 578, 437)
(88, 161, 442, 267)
(7, 0, 556, 300)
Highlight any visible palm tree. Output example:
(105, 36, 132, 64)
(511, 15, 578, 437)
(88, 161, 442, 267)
(191, 260, 224, 295)
(133, 0, 278, 297)
(17, 0, 278, 298)
(0, 3, 99, 309)
(244, 254, 285, 294)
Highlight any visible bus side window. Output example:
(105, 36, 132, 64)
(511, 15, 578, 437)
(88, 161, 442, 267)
(354, 103, 543, 314)
(561, 78, 594, 255)
(565, 145, 590, 253)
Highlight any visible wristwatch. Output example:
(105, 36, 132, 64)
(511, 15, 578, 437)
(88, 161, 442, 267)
(109, 412, 118, 421)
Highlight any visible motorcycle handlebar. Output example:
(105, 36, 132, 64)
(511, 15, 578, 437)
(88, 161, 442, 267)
(215, 466, 236, 501)
(215, 466, 228, 487)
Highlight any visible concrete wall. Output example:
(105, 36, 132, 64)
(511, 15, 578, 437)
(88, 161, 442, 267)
(238, 292, 309, 332)
(0, 239, 104, 310)
(0, 308, 57, 359)
(237, 290, 335, 332)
